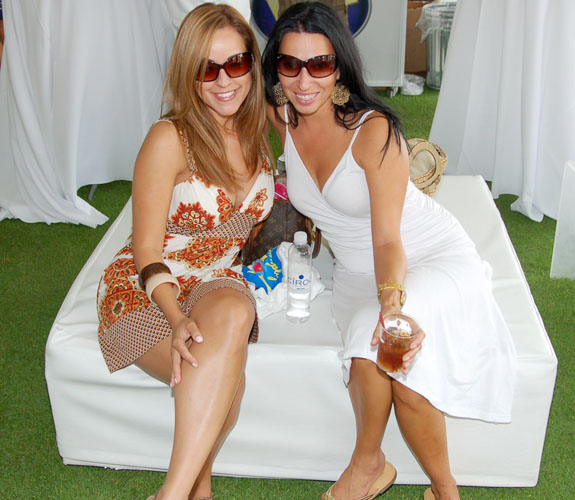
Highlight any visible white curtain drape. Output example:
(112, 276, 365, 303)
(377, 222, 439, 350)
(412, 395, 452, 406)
(550, 161, 575, 279)
(0, 0, 174, 227)
(163, 0, 251, 31)
(429, 0, 575, 221)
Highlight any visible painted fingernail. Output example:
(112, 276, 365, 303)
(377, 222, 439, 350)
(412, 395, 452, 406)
(196, 336, 203, 342)
(192, 362, 198, 368)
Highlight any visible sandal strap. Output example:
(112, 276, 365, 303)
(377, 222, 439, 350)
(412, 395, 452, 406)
(323, 485, 336, 500)
(322, 484, 374, 500)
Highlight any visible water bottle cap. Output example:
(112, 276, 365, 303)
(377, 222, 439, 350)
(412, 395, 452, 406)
(294, 231, 307, 245)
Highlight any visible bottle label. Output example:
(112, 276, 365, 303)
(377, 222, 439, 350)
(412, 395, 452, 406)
(288, 274, 311, 290)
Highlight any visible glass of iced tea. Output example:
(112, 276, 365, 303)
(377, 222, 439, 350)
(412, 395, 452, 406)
(377, 312, 418, 373)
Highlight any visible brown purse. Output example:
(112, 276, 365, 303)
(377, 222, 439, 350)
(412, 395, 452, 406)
(241, 174, 321, 265)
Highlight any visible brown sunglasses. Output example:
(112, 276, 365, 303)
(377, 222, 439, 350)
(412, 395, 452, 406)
(197, 52, 253, 82)
(276, 54, 337, 78)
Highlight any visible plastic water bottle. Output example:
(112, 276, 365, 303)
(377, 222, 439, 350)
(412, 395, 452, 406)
(286, 231, 312, 323)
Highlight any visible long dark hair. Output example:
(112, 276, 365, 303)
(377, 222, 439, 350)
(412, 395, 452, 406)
(262, 1, 404, 159)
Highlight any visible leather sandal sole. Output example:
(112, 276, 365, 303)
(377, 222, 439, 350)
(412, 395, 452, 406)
(322, 461, 397, 500)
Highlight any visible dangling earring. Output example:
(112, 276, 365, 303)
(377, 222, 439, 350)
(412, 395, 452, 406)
(273, 82, 289, 105)
(331, 83, 350, 106)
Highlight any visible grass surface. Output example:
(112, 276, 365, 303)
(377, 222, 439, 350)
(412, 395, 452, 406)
(1, 87, 574, 499)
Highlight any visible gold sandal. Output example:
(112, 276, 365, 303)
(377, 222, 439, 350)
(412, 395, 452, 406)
(322, 462, 397, 500)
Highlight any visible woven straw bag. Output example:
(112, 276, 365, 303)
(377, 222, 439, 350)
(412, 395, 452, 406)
(408, 138, 448, 197)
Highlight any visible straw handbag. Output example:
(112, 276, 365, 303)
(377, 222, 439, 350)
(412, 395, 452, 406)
(408, 138, 448, 197)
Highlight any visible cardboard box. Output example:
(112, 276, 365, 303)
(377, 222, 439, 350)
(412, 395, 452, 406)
(405, 1, 433, 75)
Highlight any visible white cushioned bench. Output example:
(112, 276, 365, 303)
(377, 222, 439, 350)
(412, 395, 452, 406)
(45, 175, 557, 486)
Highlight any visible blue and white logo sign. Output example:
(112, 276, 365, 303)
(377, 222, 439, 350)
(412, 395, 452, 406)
(251, 0, 372, 39)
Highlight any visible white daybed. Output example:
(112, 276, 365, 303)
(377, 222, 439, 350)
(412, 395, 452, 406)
(45, 175, 557, 486)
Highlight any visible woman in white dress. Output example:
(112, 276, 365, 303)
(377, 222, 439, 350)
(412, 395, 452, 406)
(263, 3, 516, 500)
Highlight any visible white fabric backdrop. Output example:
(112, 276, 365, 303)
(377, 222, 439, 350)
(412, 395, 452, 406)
(0, 0, 174, 227)
(163, 0, 251, 31)
(429, 0, 575, 222)
(550, 161, 575, 279)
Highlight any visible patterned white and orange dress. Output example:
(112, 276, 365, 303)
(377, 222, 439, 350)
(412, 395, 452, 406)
(97, 125, 274, 373)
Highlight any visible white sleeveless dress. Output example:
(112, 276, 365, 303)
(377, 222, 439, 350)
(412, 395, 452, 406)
(284, 111, 516, 423)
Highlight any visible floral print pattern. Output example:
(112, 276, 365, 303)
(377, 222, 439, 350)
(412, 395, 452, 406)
(244, 188, 270, 221)
(211, 268, 246, 282)
(170, 235, 235, 270)
(171, 201, 216, 231)
(216, 189, 234, 223)
(97, 139, 274, 371)
(98, 258, 146, 332)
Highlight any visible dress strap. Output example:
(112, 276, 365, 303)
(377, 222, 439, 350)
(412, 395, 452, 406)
(259, 144, 272, 171)
(176, 128, 197, 172)
(349, 110, 375, 146)
(284, 106, 375, 146)
(154, 118, 197, 172)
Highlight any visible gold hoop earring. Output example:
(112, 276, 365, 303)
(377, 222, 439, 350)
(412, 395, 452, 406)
(273, 82, 289, 105)
(331, 83, 350, 106)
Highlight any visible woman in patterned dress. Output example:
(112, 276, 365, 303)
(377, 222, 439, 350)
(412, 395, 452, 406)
(96, 4, 274, 500)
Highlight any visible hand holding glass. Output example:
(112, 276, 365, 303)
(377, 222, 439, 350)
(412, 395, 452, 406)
(377, 312, 421, 373)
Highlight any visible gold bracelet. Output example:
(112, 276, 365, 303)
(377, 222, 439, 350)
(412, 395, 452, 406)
(377, 282, 406, 308)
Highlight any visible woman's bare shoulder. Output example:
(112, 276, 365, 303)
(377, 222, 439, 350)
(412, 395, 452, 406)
(147, 119, 182, 145)
(135, 119, 188, 177)
(141, 120, 185, 157)
(354, 111, 407, 169)
(358, 110, 391, 139)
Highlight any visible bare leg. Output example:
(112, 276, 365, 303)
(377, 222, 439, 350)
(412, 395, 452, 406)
(136, 288, 254, 500)
(391, 381, 459, 500)
(325, 358, 392, 500)
(187, 374, 245, 500)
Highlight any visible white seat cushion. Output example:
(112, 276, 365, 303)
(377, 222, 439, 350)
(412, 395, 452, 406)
(45, 175, 557, 485)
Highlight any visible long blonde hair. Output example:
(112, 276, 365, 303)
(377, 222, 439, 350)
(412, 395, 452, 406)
(162, 3, 272, 191)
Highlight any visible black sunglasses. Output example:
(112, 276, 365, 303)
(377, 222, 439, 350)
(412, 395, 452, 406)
(197, 52, 253, 82)
(276, 54, 337, 78)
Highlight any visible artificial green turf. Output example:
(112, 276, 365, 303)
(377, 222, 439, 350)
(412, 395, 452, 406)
(1, 88, 574, 499)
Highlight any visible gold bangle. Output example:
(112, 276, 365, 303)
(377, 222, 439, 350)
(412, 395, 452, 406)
(377, 282, 406, 308)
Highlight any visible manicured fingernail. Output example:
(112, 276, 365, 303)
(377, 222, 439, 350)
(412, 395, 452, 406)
(196, 336, 203, 343)
(192, 362, 198, 368)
